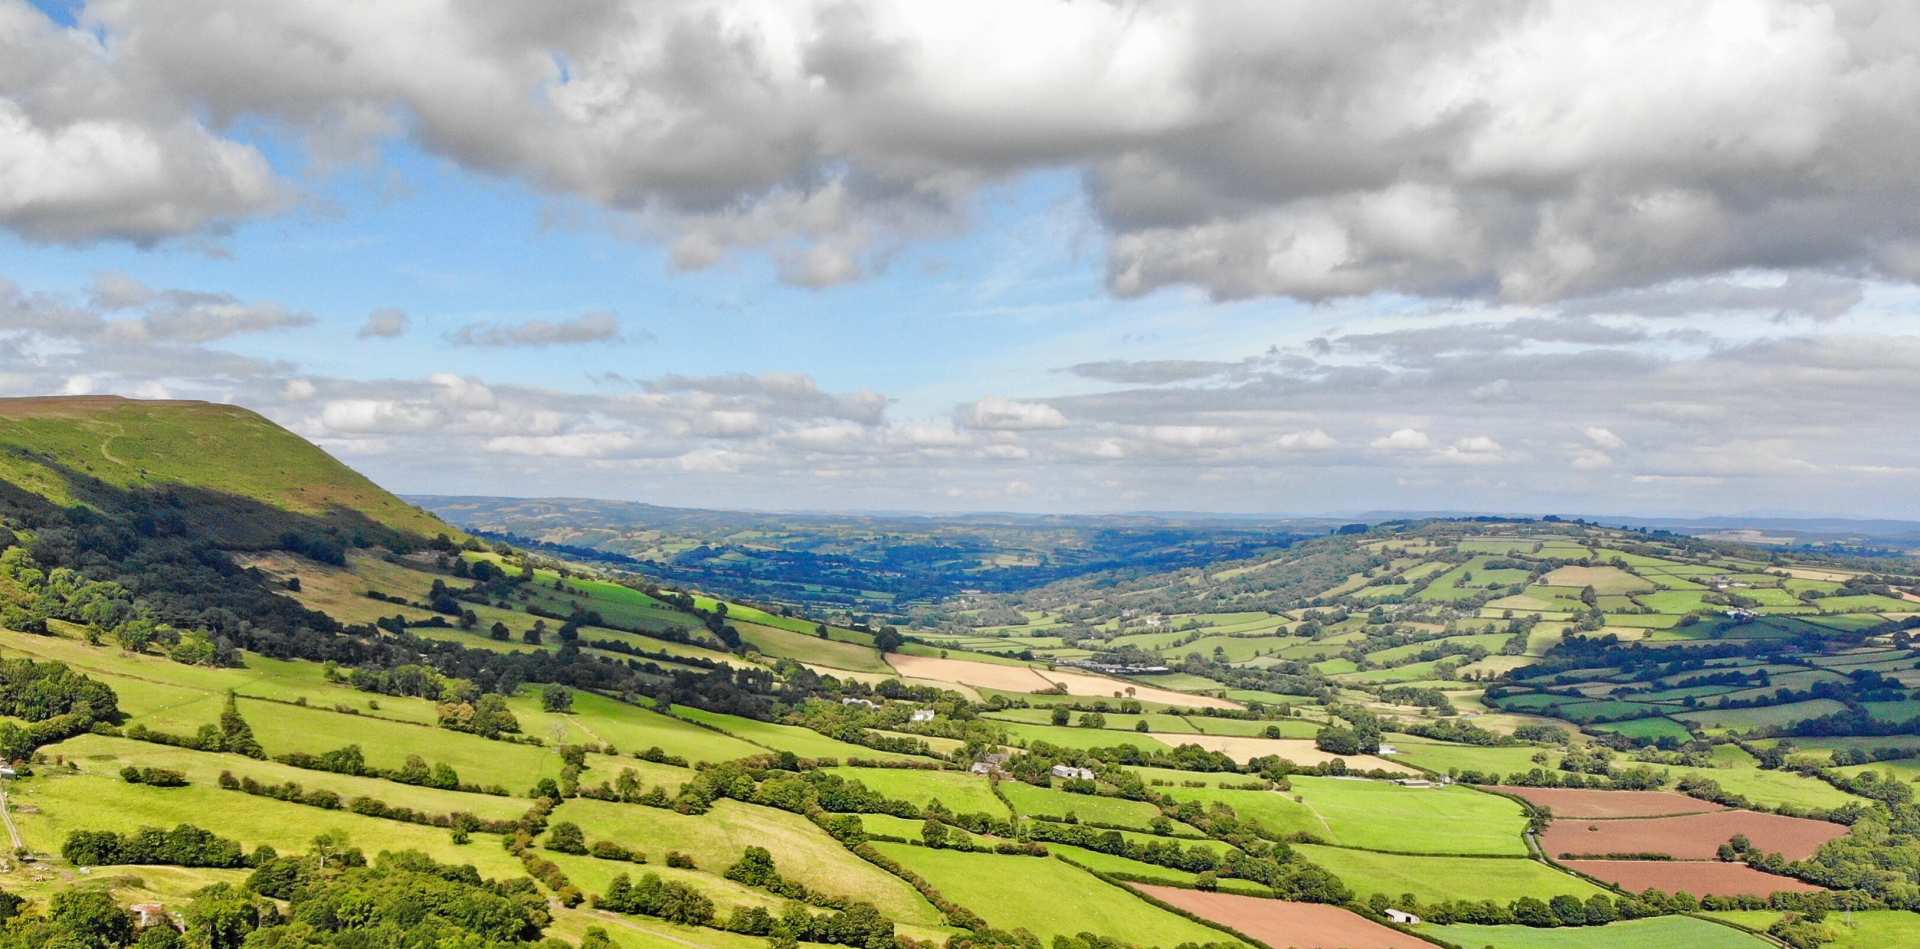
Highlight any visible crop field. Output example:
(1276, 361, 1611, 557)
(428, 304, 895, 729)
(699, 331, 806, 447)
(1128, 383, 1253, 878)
(1561, 860, 1825, 897)
(1424, 916, 1770, 948)
(1132, 885, 1428, 949)
(1541, 809, 1847, 860)
(870, 843, 1245, 945)
(1292, 846, 1607, 904)
(1147, 734, 1409, 770)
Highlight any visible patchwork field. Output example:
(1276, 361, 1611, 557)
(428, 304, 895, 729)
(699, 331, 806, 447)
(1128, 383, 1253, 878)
(1131, 884, 1427, 949)
(1492, 787, 1725, 819)
(1542, 809, 1847, 860)
(1561, 860, 1825, 897)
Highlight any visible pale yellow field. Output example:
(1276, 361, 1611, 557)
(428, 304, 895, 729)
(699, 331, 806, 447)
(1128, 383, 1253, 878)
(1152, 734, 1408, 771)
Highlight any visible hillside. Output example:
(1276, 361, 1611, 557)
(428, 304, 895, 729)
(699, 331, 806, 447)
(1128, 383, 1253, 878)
(0, 396, 452, 546)
(0, 418, 1916, 947)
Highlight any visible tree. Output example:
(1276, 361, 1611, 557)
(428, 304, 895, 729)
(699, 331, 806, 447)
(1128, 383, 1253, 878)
(542, 685, 574, 713)
(219, 691, 264, 758)
(873, 627, 904, 653)
(1051, 707, 1070, 726)
(184, 882, 262, 948)
(545, 821, 588, 854)
(489, 621, 510, 641)
(921, 819, 948, 849)
(50, 888, 135, 946)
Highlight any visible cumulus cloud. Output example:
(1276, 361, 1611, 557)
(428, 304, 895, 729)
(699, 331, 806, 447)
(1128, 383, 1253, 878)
(1370, 428, 1432, 451)
(1, 272, 311, 343)
(961, 397, 1069, 431)
(358, 308, 409, 339)
(8, 1, 1917, 302)
(0, 4, 283, 244)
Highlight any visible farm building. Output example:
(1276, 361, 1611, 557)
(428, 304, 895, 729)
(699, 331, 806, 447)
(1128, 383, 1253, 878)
(1051, 764, 1096, 781)
(1384, 908, 1421, 925)
(911, 708, 937, 722)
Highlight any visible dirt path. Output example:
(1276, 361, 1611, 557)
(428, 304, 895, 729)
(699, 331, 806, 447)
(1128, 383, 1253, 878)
(0, 783, 24, 851)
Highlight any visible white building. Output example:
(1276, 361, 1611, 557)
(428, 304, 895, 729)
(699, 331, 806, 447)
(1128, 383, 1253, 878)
(1050, 764, 1095, 781)
(1384, 909, 1421, 925)
(910, 708, 936, 723)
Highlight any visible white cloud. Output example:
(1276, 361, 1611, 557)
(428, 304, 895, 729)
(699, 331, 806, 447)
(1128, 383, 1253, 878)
(282, 378, 317, 401)
(1583, 426, 1625, 450)
(1370, 428, 1432, 451)
(1571, 448, 1613, 470)
(13, 1, 1920, 302)
(483, 432, 639, 458)
(962, 396, 1068, 431)
(1275, 429, 1335, 451)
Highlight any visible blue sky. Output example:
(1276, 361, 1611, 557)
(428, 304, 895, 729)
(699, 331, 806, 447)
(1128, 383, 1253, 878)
(5, 1, 1920, 517)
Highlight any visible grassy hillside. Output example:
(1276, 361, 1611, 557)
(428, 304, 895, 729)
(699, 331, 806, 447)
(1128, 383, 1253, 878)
(0, 396, 452, 546)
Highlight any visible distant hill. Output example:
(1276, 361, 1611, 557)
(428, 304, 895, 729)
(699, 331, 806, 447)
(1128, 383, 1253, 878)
(411, 494, 1313, 611)
(0, 396, 453, 547)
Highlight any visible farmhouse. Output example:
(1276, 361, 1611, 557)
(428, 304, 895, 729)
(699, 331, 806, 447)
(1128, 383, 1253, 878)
(910, 708, 937, 723)
(1051, 764, 1096, 781)
(970, 752, 1012, 776)
(1384, 908, 1421, 925)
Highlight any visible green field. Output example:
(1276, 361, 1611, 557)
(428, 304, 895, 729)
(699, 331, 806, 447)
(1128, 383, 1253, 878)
(870, 843, 1245, 945)
(997, 781, 1173, 830)
(1293, 846, 1606, 904)
(551, 798, 943, 926)
(822, 767, 1008, 817)
(1159, 779, 1529, 855)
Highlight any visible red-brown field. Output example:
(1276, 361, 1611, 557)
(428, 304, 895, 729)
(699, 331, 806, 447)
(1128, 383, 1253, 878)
(1493, 786, 1726, 818)
(1562, 860, 1825, 897)
(1543, 809, 1848, 860)
(1131, 884, 1428, 949)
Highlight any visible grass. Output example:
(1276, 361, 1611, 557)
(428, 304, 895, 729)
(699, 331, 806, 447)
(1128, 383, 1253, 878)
(1701, 910, 1920, 949)
(870, 843, 1245, 945)
(1159, 779, 1530, 855)
(996, 722, 1170, 753)
(1291, 846, 1607, 904)
(996, 781, 1171, 830)
(0, 396, 452, 542)
(1589, 717, 1694, 742)
(733, 621, 893, 673)
(822, 767, 1008, 817)
(670, 706, 927, 762)
(10, 766, 524, 879)
(1671, 747, 1865, 810)
(549, 798, 943, 926)
(503, 689, 762, 764)
(1675, 700, 1850, 733)
(1383, 739, 1563, 777)
(1424, 916, 1770, 948)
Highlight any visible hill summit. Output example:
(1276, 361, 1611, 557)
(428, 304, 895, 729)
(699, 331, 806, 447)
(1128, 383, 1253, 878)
(0, 395, 451, 547)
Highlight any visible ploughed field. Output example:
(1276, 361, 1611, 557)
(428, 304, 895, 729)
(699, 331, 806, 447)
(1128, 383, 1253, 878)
(1542, 809, 1849, 861)
(1130, 884, 1429, 949)
(1562, 860, 1826, 897)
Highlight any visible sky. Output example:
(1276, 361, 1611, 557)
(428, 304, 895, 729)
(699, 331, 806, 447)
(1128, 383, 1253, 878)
(4, 0, 1920, 518)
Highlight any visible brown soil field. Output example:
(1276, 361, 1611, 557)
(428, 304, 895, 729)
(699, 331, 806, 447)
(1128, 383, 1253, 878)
(886, 655, 1240, 709)
(1493, 787, 1727, 818)
(1543, 809, 1847, 860)
(1157, 735, 1410, 772)
(1130, 884, 1428, 949)
(1562, 860, 1824, 897)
